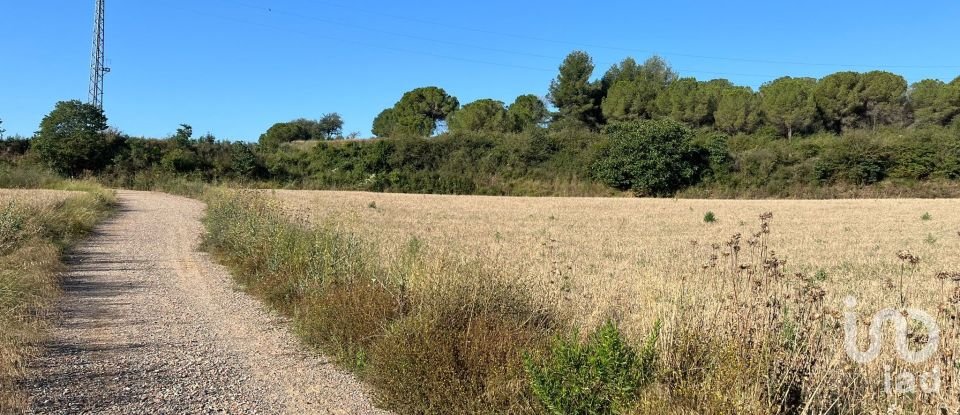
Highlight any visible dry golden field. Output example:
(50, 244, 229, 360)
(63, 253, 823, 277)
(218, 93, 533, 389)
(0, 189, 80, 207)
(270, 190, 960, 336)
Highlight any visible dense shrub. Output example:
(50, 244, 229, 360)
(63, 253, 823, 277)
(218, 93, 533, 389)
(814, 134, 891, 185)
(592, 119, 703, 196)
(525, 321, 660, 414)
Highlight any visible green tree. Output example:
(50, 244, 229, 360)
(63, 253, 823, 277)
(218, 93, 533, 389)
(316, 113, 344, 139)
(0, 118, 5, 140)
(600, 57, 641, 92)
(602, 56, 676, 89)
(32, 100, 112, 176)
(447, 99, 511, 133)
(714, 86, 762, 134)
(388, 110, 435, 137)
(507, 94, 549, 131)
(602, 80, 653, 122)
(592, 119, 700, 196)
(909, 79, 960, 127)
(173, 123, 193, 146)
(654, 78, 711, 126)
(601, 56, 676, 122)
(696, 79, 735, 127)
(397, 87, 459, 123)
(549, 51, 602, 129)
(760, 77, 818, 139)
(372, 108, 398, 138)
(259, 114, 346, 148)
(230, 142, 259, 179)
(860, 71, 908, 129)
(814, 71, 863, 132)
(372, 87, 459, 137)
(259, 120, 312, 148)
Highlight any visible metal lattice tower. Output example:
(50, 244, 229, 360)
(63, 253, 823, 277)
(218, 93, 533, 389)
(88, 0, 109, 109)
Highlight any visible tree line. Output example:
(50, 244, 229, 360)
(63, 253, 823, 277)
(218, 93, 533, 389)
(4, 50, 960, 198)
(364, 51, 960, 140)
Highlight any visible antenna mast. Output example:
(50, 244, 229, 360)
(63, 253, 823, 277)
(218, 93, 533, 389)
(88, 0, 109, 109)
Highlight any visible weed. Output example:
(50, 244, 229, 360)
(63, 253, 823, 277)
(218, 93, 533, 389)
(525, 320, 660, 414)
(703, 211, 717, 223)
(922, 212, 933, 221)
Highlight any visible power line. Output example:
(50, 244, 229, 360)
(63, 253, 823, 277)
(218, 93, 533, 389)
(196, 0, 780, 79)
(157, 3, 557, 73)
(246, 0, 960, 71)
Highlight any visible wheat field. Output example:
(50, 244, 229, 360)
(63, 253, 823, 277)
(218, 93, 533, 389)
(270, 190, 960, 336)
(1, 189, 80, 206)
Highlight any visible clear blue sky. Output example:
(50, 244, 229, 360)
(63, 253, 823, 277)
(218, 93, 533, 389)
(3, 0, 960, 141)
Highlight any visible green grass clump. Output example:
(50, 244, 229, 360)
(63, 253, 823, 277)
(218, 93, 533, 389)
(525, 320, 660, 415)
(703, 211, 717, 223)
(921, 212, 932, 221)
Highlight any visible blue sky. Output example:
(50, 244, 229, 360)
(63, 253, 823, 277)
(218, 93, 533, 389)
(3, 1, 960, 141)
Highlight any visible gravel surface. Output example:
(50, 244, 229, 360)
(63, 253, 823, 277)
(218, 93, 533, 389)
(24, 190, 390, 415)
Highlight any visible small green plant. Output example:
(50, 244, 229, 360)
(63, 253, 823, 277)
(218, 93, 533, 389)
(525, 320, 660, 415)
(703, 211, 717, 223)
(921, 212, 932, 221)
(368, 201, 377, 209)
(814, 269, 828, 282)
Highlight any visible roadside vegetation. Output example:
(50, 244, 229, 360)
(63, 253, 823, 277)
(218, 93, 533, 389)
(203, 189, 960, 413)
(202, 190, 561, 413)
(0, 184, 114, 412)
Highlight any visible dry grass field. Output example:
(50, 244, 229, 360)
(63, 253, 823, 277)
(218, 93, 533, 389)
(0, 189, 80, 206)
(271, 190, 960, 333)
(238, 191, 960, 414)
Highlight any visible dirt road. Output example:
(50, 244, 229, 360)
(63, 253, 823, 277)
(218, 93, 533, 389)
(25, 190, 388, 414)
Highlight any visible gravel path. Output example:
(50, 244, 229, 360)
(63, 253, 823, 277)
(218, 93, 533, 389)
(25, 190, 389, 415)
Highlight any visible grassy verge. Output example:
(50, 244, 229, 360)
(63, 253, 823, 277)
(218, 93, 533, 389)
(0, 185, 115, 412)
(202, 190, 564, 413)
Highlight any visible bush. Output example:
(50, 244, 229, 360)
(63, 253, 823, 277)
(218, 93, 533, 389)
(692, 131, 734, 182)
(704, 211, 717, 223)
(525, 320, 660, 415)
(592, 120, 702, 196)
(368, 276, 557, 414)
(814, 134, 891, 185)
